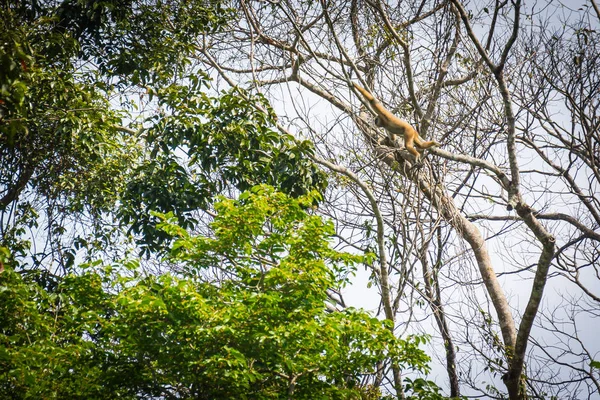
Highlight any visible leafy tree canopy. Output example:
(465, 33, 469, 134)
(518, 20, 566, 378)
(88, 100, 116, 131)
(0, 187, 435, 399)
(1, 0, 326, 260)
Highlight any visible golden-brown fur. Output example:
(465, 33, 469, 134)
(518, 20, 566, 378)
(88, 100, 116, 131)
(353, 82, 440, 161)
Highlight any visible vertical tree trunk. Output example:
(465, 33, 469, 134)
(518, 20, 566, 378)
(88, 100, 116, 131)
(420, 239, 460, 398)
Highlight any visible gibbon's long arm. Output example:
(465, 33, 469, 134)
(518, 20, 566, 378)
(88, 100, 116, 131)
(353, 82, 440, 161)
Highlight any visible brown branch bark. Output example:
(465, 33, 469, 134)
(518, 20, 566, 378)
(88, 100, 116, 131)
(420, 228, 460, 398)
(450, 2, 557, 398)
(0, 164, 34, 210)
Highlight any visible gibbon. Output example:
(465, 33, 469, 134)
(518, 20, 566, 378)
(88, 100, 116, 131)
(353, 82, 440, 162)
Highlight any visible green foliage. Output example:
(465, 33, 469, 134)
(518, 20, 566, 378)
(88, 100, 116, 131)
(404, 377, 451, 400)
(7, 0, 233, 86)
(0, 5, 137, 209)
(0, 188, 435, 399)
(2, 1, 326, 260)
(0, 4, 141, 264)
(52, 0, 233, 85)
(120, 80, 327, 253)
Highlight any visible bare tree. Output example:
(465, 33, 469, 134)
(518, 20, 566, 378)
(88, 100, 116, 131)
(195, 0, 600, 398)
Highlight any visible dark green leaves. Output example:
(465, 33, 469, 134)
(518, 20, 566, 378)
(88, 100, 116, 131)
(120, 81, 326, 252)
